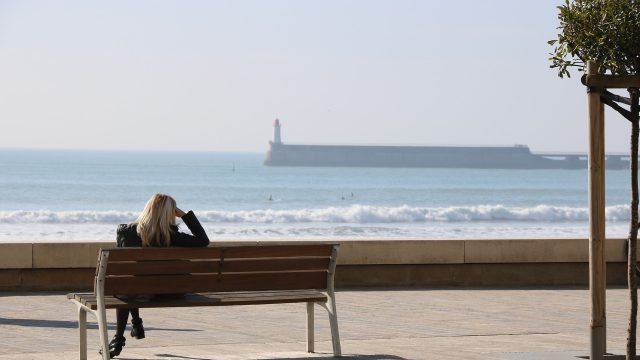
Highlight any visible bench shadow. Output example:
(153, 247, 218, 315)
(577, 356, 640, 359)
(0, 317, 200, 332)
(261, 356, 406, 360)
(154, 354, 406, 360)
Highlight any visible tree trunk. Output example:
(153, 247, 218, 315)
(628, 87, 640, 360)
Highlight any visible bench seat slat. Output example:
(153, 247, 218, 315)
(106, 245, 334, 261)
(67, 290, 328, 310)
(104, 271, 328, 295)
(106, 258, 331, 276)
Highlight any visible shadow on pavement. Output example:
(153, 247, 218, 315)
(0, 317, 200, 332)
(265, 356, 407, 360)
(155, 354, 406, 360)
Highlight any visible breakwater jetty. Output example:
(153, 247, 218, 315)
(264, 119, 627, 169)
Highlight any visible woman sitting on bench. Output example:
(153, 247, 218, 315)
(104, 193, 210, 358)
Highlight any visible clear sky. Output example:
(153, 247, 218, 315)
(0, 0, 631, 153)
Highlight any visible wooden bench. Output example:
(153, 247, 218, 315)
(67, 244, 341, 360)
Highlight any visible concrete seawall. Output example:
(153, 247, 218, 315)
(264, 143, 629, 169)
(0, 238, 635, 291)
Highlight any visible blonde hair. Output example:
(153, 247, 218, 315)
(135, 193, 176, 247)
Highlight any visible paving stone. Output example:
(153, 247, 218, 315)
(0, 289, 638, 359)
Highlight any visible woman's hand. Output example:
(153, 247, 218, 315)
(175, 207, 186, 218)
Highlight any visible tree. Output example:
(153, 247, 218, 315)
(550, 0, 640, 78)
(549, 1, 640, 359)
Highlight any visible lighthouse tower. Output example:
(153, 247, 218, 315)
(273, 118, 282, 144)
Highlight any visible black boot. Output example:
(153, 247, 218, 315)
(131, 318, 145, 339)
(99, 335, 125, 358)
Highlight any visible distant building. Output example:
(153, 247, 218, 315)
(272, 118, 282, 145)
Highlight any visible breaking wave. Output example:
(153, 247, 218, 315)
(0, 204, 631, 224)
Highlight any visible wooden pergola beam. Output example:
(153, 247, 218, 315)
(582, 74, 640, 88)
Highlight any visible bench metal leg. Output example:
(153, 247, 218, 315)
(306, 302, 315, 353)
(324, 245, 342, 357)
(96, 251, 110, 360)
(327, 296, 342, 357)
(77, 305, 87, 360)
(321, 298, 342, 357)
(97, 307, 109, 360)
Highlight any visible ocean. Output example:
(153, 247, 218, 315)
(0, 149, 634, 241)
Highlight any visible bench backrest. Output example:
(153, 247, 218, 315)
(94, 244, 339, 296)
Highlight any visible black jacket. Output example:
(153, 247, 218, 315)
(116, 210, 210, 248)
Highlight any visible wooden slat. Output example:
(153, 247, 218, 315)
(106, 260, 216, 275)
(105, 247, 222, 261)
(69, 290, 328, 310)
(106, 258, 331, 276)
(104, 244, 335, 262)
(103, 271, 327, 296)
(222, 258, 330, 272)
(220, 245, 334, 259)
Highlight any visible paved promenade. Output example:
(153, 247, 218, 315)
(0, 288, 636, 360)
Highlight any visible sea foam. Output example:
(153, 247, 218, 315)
(0, 204, 631, 224)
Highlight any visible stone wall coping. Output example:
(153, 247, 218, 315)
(0, 238, 633, 269)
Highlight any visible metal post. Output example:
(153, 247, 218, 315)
(78, 305, 87, 360)
(306, 302, 315, 352)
